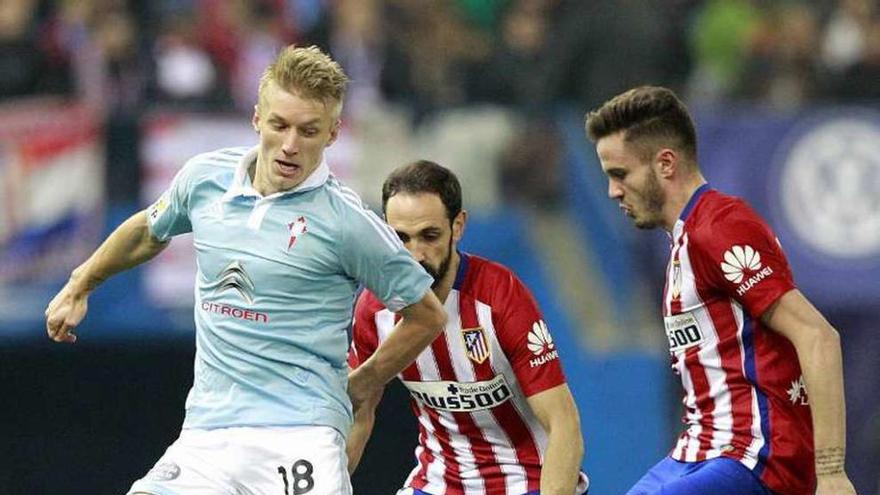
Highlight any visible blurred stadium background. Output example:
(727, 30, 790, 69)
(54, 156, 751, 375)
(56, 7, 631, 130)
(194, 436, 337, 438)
(1, 0, 879, 493)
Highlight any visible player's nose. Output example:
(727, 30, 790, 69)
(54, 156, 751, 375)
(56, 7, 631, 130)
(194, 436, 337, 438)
(409, 243, 427, 262)
(608, 181, 623, 199)
(281, 131, 299, 155)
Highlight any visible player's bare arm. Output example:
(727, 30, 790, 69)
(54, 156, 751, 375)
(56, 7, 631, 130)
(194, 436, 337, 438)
(45, 210, 168, 344)
(527, 383, 584, 495)
(762, 289, 857, 495)
(345, 377, 383, 474)
(348, 290, 446, 409)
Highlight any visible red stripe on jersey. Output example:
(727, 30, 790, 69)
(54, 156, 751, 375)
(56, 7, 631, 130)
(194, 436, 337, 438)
(701, 295, 756, 460)
(460, 291, 543, 493)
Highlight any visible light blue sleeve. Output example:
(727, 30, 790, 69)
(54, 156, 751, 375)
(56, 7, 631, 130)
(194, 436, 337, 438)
(145, 160, 196, 241)
(339, 204, 433, 312)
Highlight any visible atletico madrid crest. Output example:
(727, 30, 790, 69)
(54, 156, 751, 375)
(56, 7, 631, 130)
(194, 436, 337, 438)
(461, 327, 490, 364)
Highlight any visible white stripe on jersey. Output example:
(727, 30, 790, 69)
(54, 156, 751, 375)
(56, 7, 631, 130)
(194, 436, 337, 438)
(327, 182, 402, 252)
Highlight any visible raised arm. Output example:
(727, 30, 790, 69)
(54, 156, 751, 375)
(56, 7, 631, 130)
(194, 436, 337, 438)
(762, 289, 856, 495)
(45, 210, 168, 343)
(527, 383, 585, 495)
(347, 290, 445, 413)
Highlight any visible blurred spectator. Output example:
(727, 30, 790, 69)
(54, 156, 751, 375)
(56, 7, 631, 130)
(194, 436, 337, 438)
(497, 117, 564, 210)
(470, 0, 552, 109)
(0, 0, 70, 98)
(821, 0, 874, 74)
(830, 19, 880, 102)
(687, 0, 761, 104)
(739, 2, 821, 108)
(380, 0, 491, 122)
(150, 14, 227, 108)
(229, 1, 288, 111)
(306, 0, 385, 117)
(539, 0, 674, 110)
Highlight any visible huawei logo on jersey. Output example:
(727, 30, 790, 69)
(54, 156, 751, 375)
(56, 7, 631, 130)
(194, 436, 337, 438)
(721, 245, 775, 296)
(527, 320, 559, 368)
(721, 245, 762, 283)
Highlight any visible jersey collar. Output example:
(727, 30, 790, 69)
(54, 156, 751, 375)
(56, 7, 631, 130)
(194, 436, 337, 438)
(223, 145, 330, 201)
(671, 183, 710, 242)
(679, 183, 711, 223)
(453, 250, 470, 291)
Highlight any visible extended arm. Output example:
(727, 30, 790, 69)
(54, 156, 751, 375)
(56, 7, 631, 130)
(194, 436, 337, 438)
(348, 290, 445, 408)
(762, 289, 855, 495)
(45, 210, 168, 343)
(345, 381, 383, 474)
(527, 383, 585, 495)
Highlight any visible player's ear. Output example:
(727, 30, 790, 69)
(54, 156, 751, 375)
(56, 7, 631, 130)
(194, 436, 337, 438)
(452, 210, 467, 242)
(327, 118, 341, 147)
(252, 105, 261, 134)
(655, 148, 678, 178)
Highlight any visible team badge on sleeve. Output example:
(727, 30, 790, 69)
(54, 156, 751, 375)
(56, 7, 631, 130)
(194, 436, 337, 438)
(147, 193, 169, 225)
(461, 327, 490, 364)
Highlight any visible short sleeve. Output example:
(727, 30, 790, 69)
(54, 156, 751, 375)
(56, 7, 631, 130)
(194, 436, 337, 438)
(492, 272, 566, 397)
(339, 203, 433, 312)
(146, 161, 196, 241)
(689, 206, 796, 318)
(348, 292, 381, 369)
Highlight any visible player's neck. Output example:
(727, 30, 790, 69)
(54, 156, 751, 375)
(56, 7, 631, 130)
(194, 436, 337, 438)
(433, 250, 461, 304)
(662, 174, 707, 231)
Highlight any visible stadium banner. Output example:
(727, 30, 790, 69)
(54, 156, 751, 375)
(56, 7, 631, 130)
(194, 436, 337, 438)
(695, 108, 880, 309)
(0, 99, 104, 323)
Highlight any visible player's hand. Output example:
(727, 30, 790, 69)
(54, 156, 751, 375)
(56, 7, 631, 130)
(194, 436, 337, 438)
(347, 366, 384, 413)
(45, 278, 90, 344)
(816, 473, 857, 495)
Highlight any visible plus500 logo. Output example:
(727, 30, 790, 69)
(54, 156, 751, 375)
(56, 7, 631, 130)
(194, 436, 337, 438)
(403, 374, 513, 412)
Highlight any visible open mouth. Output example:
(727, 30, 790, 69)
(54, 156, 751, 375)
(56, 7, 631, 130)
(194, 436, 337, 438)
(274, 159, 301, 177)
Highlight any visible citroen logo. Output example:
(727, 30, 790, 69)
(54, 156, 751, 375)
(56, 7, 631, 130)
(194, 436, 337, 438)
(203, 260, 256, 305)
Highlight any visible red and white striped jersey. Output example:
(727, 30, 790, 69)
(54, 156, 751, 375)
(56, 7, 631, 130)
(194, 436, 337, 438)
(350, 253, 588, 495)
(663, 185, 814, 495)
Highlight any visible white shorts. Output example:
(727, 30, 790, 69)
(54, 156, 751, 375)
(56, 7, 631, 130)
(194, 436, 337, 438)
(128, 425, 351, 495)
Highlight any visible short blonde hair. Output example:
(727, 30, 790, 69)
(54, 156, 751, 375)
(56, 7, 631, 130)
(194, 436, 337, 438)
(258, 45, 349, 116)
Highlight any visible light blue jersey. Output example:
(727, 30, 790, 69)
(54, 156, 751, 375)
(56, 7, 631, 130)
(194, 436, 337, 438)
(146, 146, 433, 437)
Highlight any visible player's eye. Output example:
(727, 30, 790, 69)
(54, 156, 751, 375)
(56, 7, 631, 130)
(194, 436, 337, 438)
(396, 232, 410, 243)
(300, 127, 319, 137)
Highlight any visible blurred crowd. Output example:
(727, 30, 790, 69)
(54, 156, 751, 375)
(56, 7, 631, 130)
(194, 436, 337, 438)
(2, 0, 880, 206)
(3, 0, 880, 113)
